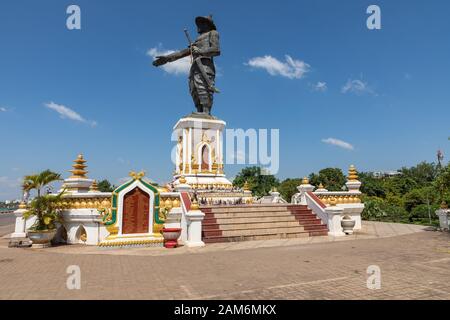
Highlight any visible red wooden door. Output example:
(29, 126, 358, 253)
(122, 187, 150, 234)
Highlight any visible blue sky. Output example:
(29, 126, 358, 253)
(1, 0, 449, 200)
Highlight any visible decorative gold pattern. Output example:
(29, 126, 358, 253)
(60, 197, 111, 210)
(99, 238, 164, 247)
(317, 194, 362, 206)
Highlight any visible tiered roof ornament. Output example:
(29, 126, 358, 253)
(346, 165, 361, 192)
(89, 180, 99, 193)
(347, 165, 359, 182)
(62, 153, 94, 194)
(70, 154, 88, 179)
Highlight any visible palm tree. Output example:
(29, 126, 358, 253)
(22, 170, 63, 230)
(22, 170, 62, 198)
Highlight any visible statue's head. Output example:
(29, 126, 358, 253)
(195, 15, 216, 34)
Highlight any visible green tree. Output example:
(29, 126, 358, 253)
(403, 186, 436, 212)
(434, 163, 450, 204)
(400, 161, 438, 187)
(359, 172, 386, 197)
(22, 169, 62, 198)
(233, 166, 279, 198)
(278, 178, 302, 202)
(309, 168, 346, 191)
(97, 179, 116, 192)
(22, 170, 63, 231)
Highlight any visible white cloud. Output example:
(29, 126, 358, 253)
(147, 47, 191, 75)
(44, 102, 97, 127)
(321, 138, 354, 151)
(313, 81, 327, 92)
(246, 55, 310, 79)
(341, 79, 375, 95)
(0, 107, 7, 112)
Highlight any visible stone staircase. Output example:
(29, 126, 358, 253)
(201, 204, 328, 243)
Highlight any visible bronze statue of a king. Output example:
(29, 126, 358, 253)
(152, 15, 220, 116)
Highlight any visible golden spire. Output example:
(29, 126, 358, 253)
(89, 180, 99, 193)
(243, 180, 250, 191)
(301, 177, 309, 185)
(318, 183, 325, 189)
(69, 154, 88, 179)
(347, 165, 359, 181)
(179, 175, 187, 184)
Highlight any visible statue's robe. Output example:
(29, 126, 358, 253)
(163, 30, 220, 114)
(189, 30, 220, 114)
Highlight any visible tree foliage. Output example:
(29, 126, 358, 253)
(278, 178, 302, 202)
(309, 168, 346, 191)
(21, 170, 63, 231)
(233, 166, 279, 198)
(97, 179, 116, 192)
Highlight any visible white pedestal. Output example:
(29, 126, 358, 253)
(11, 208, 27, 238)
(325, 207, 345, 237)
(436, 208, 450, 231)
(185, 209, 205, 247)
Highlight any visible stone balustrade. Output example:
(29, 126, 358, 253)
(314, 192, 362, 206)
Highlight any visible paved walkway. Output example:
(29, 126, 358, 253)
(0, 221, 449, 299)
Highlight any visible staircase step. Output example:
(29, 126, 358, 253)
(205, 215, 298, 224)
(201, 204, 328, 243)
(204, 221, 304, 231)
(203, 230, 320, 243)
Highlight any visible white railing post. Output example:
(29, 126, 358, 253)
(185, 200, 205, 247)
(11, 203, 27, 238)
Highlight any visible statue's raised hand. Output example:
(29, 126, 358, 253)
(153, 55, 169, 67)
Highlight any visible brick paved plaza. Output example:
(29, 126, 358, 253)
(0, 220, 449, 300)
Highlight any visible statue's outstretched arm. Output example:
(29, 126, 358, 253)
(153, 48, 190, 67)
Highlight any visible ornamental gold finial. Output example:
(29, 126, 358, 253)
(318, 183, 324, 189)
(19, 201, 27, 209)
(243, 180, 250, 191)
(347, 165, 359, 181)
(89, 180, 99, 192)
(191, 198, 199, 210)
(441, 201, 448, 209)
(129, 171, 145, 180)
(302, 177, 309, 185)
(179, 175, 187, 184)
(69, 154, 88, 179)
